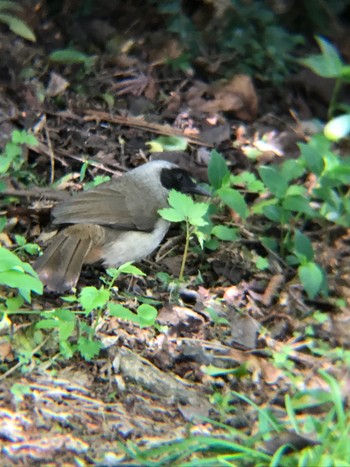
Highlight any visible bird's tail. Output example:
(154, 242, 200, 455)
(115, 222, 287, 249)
(34, 225, 104, 293)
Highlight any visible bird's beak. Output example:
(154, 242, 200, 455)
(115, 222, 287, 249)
(192, 184, 212, 197)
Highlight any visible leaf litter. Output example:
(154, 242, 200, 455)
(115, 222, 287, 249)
(0, 3, 349, 465)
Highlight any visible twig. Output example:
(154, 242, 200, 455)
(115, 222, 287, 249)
(45, 126, 55, 184)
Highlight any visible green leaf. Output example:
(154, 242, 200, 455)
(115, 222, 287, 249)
(137, 304, 158, 327)
(146, 135, 188, 152)
(159, 207, 185, 222)
(263, 205, 291, 223)
(255, 256, 269, 270)
(109, 303, 157, 328)
(187, 202, 209, 226)
(0, 2, 22, 12)
(79, 286, 110, 313)
(36, 315, 71, 340)
(298, 262, 324, 299)
(282, 195, 316, 217)
(109, 303, 138, 321)
(160, 191, 209, 226)
(14, 234, 26, 246)
(49, 49, 91, 65)
(23, 243, 41, 255)
(294, 231, 314, 262)
(217, 187, 249, 219)
(11, 130, 25, 144)
(0, 156, 11, 174)
(5, 141, 22, 158)
(6, 295, 24, 312)
(168, 190, 194, 213)
(204, 237, 219, 250)
(299, 36, 343, 78)
(58, 320, 75, 341)
(251, 198, 278, 215)
(0, 268, 43, 300)
(117, 262, 145, 276)
(53, 308, 76, 322)
(298, 140, 325, 175)
(20, 133, 38, 146)
(280, 159, 305, 182)
(341, 65, 350, 80)
(233, 171, 265, 193)
(258, 166, 288, 198)
(77, 336, 102, 360)
(208, 149, 230, 189)
(0, 247, 24, 271)
(14, 272, 43, 295)
(285, 185, 306, 197)
(261, 236, 278, 252)
(59, 340, 74, 359)
(211, 225, 238, 241)
(0, 13, 36, 42)
(36, 318, 59, 330)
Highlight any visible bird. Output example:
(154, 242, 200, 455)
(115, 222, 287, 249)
(34, 160, 209, 293)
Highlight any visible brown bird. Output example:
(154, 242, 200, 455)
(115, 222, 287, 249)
(35, 160, 209, 292)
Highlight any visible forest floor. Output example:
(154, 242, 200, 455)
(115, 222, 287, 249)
(1, 2, 350, 465)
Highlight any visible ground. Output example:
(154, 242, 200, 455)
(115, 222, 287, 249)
(1, 1, 350, 465)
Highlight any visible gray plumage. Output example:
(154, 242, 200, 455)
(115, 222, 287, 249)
(35, 160, 208, 292)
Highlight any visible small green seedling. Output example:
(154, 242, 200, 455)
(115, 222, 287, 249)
(0, 129, 38, 177)
(300, 36, 350, 118)
(159, 190, 209, 281)
(36, 262, 157, 360)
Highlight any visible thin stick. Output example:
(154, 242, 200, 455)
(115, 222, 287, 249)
(45, 126, 55, 184)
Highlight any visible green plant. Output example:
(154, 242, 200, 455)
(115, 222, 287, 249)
(14, 234, 41, 256)
(300, 36, 350, 118)
(159, 190, 209, 281)
(0, 129, 38, 183)
(204, 139, 350, 299)
(79, 160, 110, 187)
(49, 48, 96, 73)
(0, 246, 43, 305)
(120, 370, 350, 465)
(150, 0, 301, 83)
(0, 1, 36, 42)
(35, 262, 158, 360)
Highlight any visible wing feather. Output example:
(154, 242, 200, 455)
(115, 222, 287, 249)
(52, 182, 160, 231)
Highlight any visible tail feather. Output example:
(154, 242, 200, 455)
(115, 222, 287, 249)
(35, 231, 92, 293)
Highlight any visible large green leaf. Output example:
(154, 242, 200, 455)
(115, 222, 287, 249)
(258, 166, 288, 198)
(0, 13, 36, 41)
(298, 262, 324, 299)
(217, 187, 249, 219)
(208, 149, 230, 190)
(299, 36, 343, 78)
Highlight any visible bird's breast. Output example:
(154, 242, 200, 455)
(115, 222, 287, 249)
(102, 219, 170, 267)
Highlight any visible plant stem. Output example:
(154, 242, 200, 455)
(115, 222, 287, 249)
(328, 77, 342, 119)
(179, 219, 190, 281)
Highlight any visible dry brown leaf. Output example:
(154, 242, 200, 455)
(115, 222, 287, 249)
(261, 274, 285, 306)
(248, 355, 283, 385)
(46, 72, 69, 97)
(187, 75, 258, 121)
(229, 314, 260, 349)
(113, 72, 157, 100)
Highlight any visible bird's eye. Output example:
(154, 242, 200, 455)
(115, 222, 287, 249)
(176, 173, 184, 181)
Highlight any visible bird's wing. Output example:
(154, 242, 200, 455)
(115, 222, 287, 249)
(52, 180, 161, 231)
